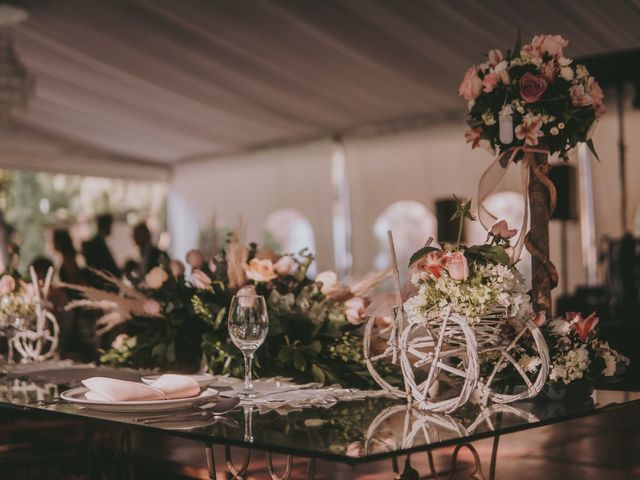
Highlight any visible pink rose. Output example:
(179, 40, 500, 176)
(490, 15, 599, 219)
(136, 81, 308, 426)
(490, 220, 517, 240)
(0, 275, 16, 296)
(482, 72, 500, 93)
(458, 66, 483, 101)
(488, 49, 503, 67)
(185, 249, 204, 269)
(519, 73, 548, 103)
(515, 116, 544, 146)
(569, 311, 599, 342)
(345, 297, 367, 325)
(243, 258, 278, 283)
(274, 255, 297, 276)
(464, 127, 483, 149)
(191, 269, 212, 289)
(144, 266, 168, 289)
(169, 259, 185, 277)
(142, 299, 162, 316)
(539, 35, 568, 57)
(447, 252, 469, 281)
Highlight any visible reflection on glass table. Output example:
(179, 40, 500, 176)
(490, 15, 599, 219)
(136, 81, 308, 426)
(0, 369, 639, 478)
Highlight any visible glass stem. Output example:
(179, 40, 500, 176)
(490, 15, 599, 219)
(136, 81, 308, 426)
(244, 352, 254, 391)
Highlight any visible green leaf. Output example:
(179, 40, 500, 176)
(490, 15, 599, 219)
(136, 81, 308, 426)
(293, 351, 307, 371)
(585, 139, 600, 161)
(213, 307, 226, 328)
(513, 28, 522, 59)
(306, 340, 322, 356)
(277, 347, 293, 364)
(408, 246, 439, 267)
(166, 341, 176, 363)
(465, 245, 510, 265)
(311, 364, 326, 384)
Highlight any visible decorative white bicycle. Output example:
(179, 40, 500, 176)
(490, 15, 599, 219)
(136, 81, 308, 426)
(364, 233, 549, 413)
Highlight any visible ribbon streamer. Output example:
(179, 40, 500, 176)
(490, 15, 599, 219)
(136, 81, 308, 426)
(477, 146, 548, 263)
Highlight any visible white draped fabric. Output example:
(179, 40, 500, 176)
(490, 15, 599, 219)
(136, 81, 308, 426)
(5, 0, 640, 175)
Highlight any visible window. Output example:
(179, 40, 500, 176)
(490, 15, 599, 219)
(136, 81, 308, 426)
(373, 201, 437, 274)
(263, 208, 316, 257)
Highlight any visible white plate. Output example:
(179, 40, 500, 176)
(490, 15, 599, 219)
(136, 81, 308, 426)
(60, 387, 219, 413)
(141, 373, 218, 389)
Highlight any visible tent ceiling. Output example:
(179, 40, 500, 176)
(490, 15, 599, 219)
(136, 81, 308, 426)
(8, 0, 640, 171)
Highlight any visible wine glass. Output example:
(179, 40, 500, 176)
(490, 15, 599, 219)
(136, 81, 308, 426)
(228, 294, 269, 398)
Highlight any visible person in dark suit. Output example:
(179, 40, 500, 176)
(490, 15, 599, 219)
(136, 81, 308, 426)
(133, 222, 168, 277)
(82, 213, 120, 277)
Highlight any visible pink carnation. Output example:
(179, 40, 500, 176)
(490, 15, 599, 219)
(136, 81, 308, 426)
(458, 66, 483, 101)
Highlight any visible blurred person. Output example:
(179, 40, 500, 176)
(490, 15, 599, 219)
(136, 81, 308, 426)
(123, 258, 140, 284)
(82, 213, 120, 277)
(133, 222, 168, 276)
(53, 228, 84, 284)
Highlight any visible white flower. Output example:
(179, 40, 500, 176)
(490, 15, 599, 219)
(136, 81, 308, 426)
(602, 350, 617, 377)
(315, 271, 340, 295)
(274, 255, 297, 276)
(550, 127, 559, 136)
(518, 354, 541, 373)
(558, 56, 573, 67)
(482, 111, 496, 126)
(549, 318, 571, 336)
(575, 64, 589, 80)
(560, 66, 574, 81)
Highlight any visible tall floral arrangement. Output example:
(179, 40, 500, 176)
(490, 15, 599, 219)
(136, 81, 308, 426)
(460, 32, 606, 318)
(66, 230, 393, 389)
(460, 33, 604, 159)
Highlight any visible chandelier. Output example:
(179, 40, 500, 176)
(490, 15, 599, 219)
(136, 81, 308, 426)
(0, 1, 34, 126)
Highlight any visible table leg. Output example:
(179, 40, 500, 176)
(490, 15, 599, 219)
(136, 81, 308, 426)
(224, 443, 251, 478)
(205, 442, 216, 479)
(449, 443, 485, 480)
(488, 435, 500, 480)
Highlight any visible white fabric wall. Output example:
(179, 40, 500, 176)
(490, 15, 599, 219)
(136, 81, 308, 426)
(169, 100, 640, 295)
(169, 139, 335, 271)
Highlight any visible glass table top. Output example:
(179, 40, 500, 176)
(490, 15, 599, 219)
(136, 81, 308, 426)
(0, 364, 639, 465)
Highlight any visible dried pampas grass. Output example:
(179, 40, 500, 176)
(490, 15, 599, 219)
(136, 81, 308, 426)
(61, 269, 160, 335)
(225, 219, 248, 291)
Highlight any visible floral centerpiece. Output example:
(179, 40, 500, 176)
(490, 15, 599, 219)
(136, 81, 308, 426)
(542, 312, 628, 398)
(460, 33, 604, 158)
(0, 273, 35, 320)
(403, 202, 534, 327)
(459, 32, 606, 320)
(66, 226, 394, 389)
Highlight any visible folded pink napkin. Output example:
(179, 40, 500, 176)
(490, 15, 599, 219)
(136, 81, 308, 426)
(82, 374, 201, 402)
